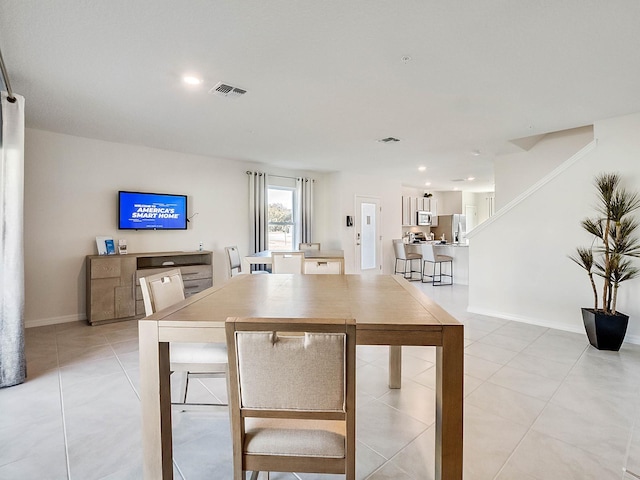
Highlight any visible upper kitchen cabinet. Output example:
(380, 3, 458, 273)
(402, 195, 415, 226)
(401, 196, 438, 226)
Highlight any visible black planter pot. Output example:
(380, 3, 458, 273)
(581, 308, 629, 351)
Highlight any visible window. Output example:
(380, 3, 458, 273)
(268, 187, 296, 251)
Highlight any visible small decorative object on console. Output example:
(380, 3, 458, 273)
(95, 236, 113, 255)
(118, 239, 128, 255)
(105, 239, 116, 255)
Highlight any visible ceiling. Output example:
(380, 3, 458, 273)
(2, 1, 640, 193)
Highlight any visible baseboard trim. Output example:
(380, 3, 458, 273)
(467, 305, 640, 346)
(25, 314, 86, 329)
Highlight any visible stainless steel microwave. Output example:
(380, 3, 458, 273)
(416, 211, 432, 226)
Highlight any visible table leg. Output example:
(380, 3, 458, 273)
(435, 324, 464, 480)
(388, 345, 402, 388)
(139, 321, 174, 479)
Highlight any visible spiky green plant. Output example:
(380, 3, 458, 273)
(570, 173, 640, 314)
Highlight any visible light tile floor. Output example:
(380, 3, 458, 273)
(2, 283, 640, 479)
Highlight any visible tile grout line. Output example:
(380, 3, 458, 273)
(54, 329, 72, 480)
(621, 377, 640, 479)
(109, 340, 142, 402)
(490, 342, 590, 480)
(107, 332, 187, 480)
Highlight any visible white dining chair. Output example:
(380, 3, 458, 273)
(298, 242, 321, 251)
(271, 252, 304, 274)
(226, 245, 269, 276)
(140, 269, 228, 407)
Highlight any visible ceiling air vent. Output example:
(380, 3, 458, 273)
(378, 137, 400, 143)
(209, 82, 247, 98)
(450, 178, 465, 182)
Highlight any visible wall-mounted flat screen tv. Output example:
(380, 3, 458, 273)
(118, 191, 188, 230)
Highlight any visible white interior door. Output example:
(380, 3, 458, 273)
(355, 196, 381, 274)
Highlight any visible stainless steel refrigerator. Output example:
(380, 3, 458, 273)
(432, 214, 466, 243)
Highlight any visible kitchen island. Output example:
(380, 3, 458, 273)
(406, 242, 469, 285)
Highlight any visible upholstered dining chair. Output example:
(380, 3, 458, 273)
(298, 242, 321, 251)
(139, 269, 228, 407)
(271, 252, 304, 274)
(392, 239, 422, 280)
(420, 243, 453, 285)
(225, 317, 356, 480)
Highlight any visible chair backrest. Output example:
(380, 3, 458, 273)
(420, 243, 437, 262)
(392, 239, 408, 260)
(272, 252, 304, 274)
(225, 317, 356, 478)
(298, 242, 321, 251)
(225, 246, 242, 276)
(139, 269, 185, 316)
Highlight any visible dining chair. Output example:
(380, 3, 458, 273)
(271, 252, 304, 274)
(420, 243, 453, 285)
(224, 246, 269, 277)
(226, 245, 269, 276)
(304, 260, 343, 274)
(298, 242, 321, 251)
(139, 269, 228, 407)
(392, 239, 422, 281)
(225, 317, 356, 480)
(225, 246, 245, 277)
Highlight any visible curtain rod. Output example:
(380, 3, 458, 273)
(246, 171, 315, 181)
(0, 46, 16, 103)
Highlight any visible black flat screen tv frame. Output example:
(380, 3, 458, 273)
(118, 190, 188, 231)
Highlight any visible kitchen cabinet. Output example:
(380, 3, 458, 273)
(401, 196, 438, 226)
(430, 198, 439, 226)
(86, 251, 213, 325)
(402, 196, 414, 226)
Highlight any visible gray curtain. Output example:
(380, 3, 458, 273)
(248, 171, 269, 271)
(296, 177, 314, 245)
(0, 91, 26, 388)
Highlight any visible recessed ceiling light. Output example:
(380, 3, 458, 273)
(453, 187, 459, 191)
(467, 177, 475, 181)
(471, 150, 481, 156)
(418, 166, 426, 172)
(425, 182, 431, 186)
(183, 75, 203, 86)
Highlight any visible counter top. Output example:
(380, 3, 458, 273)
(407, 241, 469, 247)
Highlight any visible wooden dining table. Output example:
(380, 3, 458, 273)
(139, 274, 463, 479)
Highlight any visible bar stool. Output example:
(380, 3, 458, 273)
(420, 244, 453, 286)
(393, 239, 422, 281)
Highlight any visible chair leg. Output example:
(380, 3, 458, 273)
(249, 471, 259, 480)
(432, 260, 454, 286)
(394, 258, 402, 275)
(171, 371, 229, 408)
(172, 371, 189, 404)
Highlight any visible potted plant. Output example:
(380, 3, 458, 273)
(570, 172, 640, 350)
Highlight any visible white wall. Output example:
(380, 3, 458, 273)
(494, 125, 594, 209)
(432, 191, 463, 215)
(468, 113, 640, 343)
(24, 129, 331, 326)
